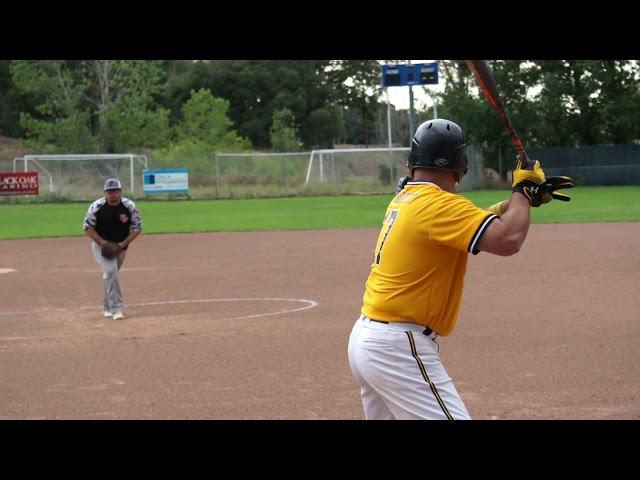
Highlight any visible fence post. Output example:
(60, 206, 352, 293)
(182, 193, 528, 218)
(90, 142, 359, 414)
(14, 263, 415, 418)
(214, 153, 220, 194)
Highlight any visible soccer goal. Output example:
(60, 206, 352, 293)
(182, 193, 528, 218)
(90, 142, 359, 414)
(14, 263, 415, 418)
(213, 151, 313, 197)
(212, 146, 487, 198)
(305, 147, 411, 192)
(305, 145, 487, 193)
(12, 153, 148, 198)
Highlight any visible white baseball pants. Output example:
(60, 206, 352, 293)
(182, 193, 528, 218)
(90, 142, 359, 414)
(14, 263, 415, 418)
(348, 314, 471, 420)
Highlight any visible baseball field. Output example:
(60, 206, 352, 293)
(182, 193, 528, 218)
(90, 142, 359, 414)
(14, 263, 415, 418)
(1, 186, 639, 419)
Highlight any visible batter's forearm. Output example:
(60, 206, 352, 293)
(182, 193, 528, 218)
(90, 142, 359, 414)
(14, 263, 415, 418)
(477, 192, 530, 256)
(498, 193, 531, 245)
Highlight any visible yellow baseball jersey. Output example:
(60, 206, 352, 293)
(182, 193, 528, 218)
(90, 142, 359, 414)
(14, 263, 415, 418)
(361, 181, 498, 336)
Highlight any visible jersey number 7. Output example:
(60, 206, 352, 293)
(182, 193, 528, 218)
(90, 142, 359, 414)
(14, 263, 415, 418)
(374, 209, 399, 265)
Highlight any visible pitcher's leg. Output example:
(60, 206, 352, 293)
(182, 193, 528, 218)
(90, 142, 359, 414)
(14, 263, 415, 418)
(109, 249, 128, 315)
(102, 272, 110, 313)
(105, 269, 124, 314)
(91, 242, 120, 313)
(116, 249, 127, 271)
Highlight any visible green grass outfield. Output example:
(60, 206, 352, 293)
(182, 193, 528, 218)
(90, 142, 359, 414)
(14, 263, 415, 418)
(1, 186, 638, 240)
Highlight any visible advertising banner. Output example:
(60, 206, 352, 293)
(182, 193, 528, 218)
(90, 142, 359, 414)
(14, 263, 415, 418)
(0, 172, 39, 195)
(143, 169, 189, 194)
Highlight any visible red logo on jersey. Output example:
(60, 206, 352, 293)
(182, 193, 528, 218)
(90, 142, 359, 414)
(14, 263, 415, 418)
(119, 214, 129, 224)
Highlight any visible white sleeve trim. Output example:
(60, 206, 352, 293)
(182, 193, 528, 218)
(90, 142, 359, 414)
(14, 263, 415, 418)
(468, 214, 498, 254)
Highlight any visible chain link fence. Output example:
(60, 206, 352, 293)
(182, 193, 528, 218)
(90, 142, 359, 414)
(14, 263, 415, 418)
(528, 145, 640, 185)
(2, 146, 491, 201)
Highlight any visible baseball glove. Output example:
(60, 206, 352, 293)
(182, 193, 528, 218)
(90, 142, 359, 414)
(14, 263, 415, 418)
(101, 241, 122, 259)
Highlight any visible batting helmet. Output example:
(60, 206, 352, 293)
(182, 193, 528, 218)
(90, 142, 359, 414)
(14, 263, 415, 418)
(407, 119, 468, 181)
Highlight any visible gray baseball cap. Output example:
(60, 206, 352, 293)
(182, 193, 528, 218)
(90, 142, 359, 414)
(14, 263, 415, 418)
(104, 178, 122, 191)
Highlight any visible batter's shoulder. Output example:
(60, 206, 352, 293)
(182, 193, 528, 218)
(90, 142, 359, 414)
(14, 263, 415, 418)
(438, 189, 475, 205)
(433, 190, 487, 218)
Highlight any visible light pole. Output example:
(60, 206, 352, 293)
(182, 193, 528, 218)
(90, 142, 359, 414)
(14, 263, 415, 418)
(408, 85, 416, 143)
(422, 88, 438, 119)
(381, 61, 439, 145)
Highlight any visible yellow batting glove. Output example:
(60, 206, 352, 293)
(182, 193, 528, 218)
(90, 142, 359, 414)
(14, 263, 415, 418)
(512, 159, 546, 187)
(512, 159, 548, 206)
(486, 200, 507, 216)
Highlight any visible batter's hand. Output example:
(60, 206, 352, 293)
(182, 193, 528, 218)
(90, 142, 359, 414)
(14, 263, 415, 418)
(395, 176, 413, 194)
(512, 159, 547, 207)
(542, 175, 574, 202)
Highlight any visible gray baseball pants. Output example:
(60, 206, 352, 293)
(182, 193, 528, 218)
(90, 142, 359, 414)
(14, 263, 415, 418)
(91, 241, 128, 314)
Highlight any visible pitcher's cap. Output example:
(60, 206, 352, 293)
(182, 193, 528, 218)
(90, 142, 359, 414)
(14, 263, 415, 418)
(104, 178, 122, 191)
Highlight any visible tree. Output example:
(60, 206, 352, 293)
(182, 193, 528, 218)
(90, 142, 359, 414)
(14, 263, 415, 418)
(178, 88, 234, 145)
(159, 60, 206, 126)
(152, 88, 250, 176)
(535, 60, 640, 146)
(173, 88, 250, 152)
(157, 60, 385, 149)
(305, 107, 345, 148)
(325, 60, 383, 146)
(10, 60, 171, 152)
(0, 60, 37, 138)
(269, 108, 302, 151)
(160, 60, 332, 149)
(10, 60, 95, 150)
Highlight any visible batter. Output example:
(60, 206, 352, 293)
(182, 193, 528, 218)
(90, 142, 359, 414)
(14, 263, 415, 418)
(348, 119, 573, 420)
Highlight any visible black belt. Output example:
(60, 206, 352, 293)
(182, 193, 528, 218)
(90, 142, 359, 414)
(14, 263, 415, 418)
(369, 318, 433, 336)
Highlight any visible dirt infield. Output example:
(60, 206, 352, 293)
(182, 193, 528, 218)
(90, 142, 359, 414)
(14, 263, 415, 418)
(1, 223, 639, 419)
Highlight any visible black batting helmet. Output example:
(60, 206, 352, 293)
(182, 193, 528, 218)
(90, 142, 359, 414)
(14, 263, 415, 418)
(407, 119, 468, 181)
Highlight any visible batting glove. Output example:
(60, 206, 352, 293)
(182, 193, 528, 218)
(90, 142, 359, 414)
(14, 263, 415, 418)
(542, 175, 574, 202)
(512, 159, 548, 206)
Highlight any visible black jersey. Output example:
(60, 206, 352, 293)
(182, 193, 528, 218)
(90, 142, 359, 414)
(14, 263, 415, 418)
(83, 197, 142, 243)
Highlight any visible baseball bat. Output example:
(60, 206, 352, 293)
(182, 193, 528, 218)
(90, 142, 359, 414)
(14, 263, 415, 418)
(465, 60, 530, 169)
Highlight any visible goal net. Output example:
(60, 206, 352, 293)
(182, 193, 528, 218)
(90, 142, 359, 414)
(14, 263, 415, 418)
(213, 146, 486, 198)
(12, 154, 148, 199)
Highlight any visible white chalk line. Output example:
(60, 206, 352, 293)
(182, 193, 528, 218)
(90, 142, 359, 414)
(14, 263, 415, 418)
(128, 298, 319, 321)
(9, 266, 216, 274)
(0, 335, 68, 342)
(0, 297, 319, 341)
(0, 297, 318, 317)
(0, 268, 17, 274)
